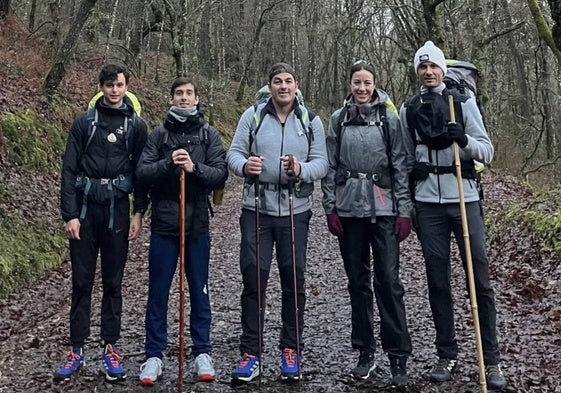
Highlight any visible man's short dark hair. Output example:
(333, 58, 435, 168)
(98, 64, 131, 86)
(169, 77, 199, 96)
(268, 62, 296, 82)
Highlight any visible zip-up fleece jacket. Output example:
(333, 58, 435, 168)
(399, 83, 493, 204)
(227, 98, 328, 217)
(135, 109, 228, 237)
(60, 96, 149, 222)
(321, 89, 413, 219)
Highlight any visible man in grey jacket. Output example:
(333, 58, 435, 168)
(227, 62, 328, 383)
(399, 41, 506, 390)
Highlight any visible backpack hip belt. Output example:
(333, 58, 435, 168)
(413, 161, 476, 181)
(76, 173, 133, 229)
(342, 169, 391, 188)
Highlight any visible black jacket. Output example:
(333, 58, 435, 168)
(136, 108, 228, 237)
(60, 96, 149, 222)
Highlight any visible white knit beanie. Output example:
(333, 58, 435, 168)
(414, 41, 447, 74)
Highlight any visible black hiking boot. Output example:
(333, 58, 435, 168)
(351, 351, 376, 380)
(389, 357, 408, 388)
(486, 364, 507, 390)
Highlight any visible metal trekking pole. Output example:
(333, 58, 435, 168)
(178, 169, 186, 393)
(253, 173, 263, 385)
(448, 95, 487, 393)
(287, 155, 302, 384)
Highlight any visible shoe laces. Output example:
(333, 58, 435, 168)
(104, 345, 123, 368)
(486, 364, 503, 377)
(238, 353, 256, 368)
(62, 351, 81, 369)
(435, 358, 456, 372)
(283, 349, 297, 367)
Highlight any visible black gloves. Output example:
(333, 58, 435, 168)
(446, 122, 468, 148)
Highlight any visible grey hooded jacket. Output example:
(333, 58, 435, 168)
(399, 83, 493, 204)
(227, 98, 328, 216)
(321, 89, 413, 220)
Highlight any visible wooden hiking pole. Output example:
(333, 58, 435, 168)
(178, 169, 186, 392)
(448, 95, 487, 393)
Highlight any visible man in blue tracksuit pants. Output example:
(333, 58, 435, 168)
(135, 77, 228, 386)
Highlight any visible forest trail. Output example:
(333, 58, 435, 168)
(0, 172, 560, 392)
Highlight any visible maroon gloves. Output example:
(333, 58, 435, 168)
(395, 217, 412, 242)
(326, 213, 343, 237)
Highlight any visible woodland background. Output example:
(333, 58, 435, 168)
(2, 0, 561, 185)
(1, 1, 561, 391)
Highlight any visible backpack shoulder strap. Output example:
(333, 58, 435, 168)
(404, 94, 420, 142)
(334, 106, 348, 159)
(295, 105, 315, 157)
(84, 107, 98, 154)
(249, 104, 267, 153)
(125, 112, 137, 155)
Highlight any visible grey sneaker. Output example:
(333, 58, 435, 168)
(428, 358, 458, 382)
(486, 364, 507, 390)
(194, 353, 215, 382)
(139, 357, 163, 386)
(351, 351, 376, 380)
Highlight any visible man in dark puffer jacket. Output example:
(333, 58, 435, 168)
(135, 77, 228, 386)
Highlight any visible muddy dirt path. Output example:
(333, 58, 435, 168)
(0, 173, 559, 392)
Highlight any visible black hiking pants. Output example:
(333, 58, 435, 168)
(68, 198, 130, 347)
(238, 208, 311, 356)
(416, 201, 501, 365)
(338, 216, 412, 361)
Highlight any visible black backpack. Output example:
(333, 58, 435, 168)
(405, 60, 487, 199)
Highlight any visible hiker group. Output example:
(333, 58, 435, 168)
(55, 40, 507, 391)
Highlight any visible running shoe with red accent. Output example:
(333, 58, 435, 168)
(280, 348, 300, 381)
(231, 353, 260, 382)
(101, 344, 126, 381)
(54, 349, 85, 381)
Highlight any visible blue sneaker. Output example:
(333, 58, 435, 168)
(280, 348, 300, 381)
(232, 353, 260, 382)
(101, 344, 126, 381)
(54, 349, 85, 381)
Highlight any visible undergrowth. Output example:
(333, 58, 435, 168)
(0, 108, 68, 298)
(0, 211, 67, 298)
(0, 109, 67, 172)
(488, 187, 561, 254)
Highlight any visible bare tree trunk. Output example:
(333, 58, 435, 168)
(28, 0, 36, 30)
(42, 0, 98, 97)
(540, 44, 554, 159)
(527, 0, 561, 66)
(103, 0, 120, 62)
(0, 0, 9, 18)
(236, 2, 281, 103)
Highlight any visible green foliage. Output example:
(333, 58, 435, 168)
(490, 188, 561, 253)
(0, 213, 67, 299)
(0, 110, 67, 172)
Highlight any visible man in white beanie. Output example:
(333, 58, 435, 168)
(399, 41, 507, 390)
